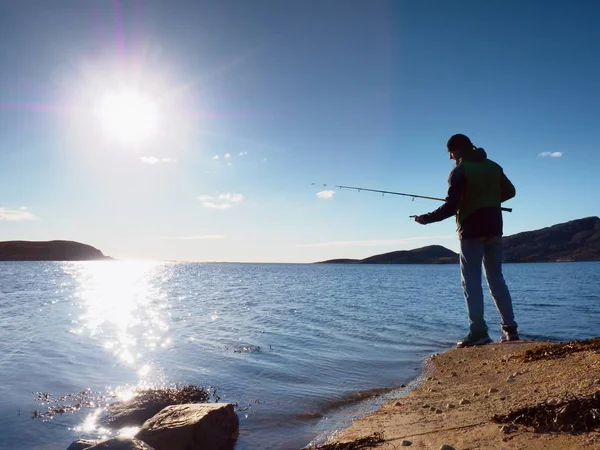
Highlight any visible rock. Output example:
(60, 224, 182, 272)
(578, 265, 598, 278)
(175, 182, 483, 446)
(67, 440, 97, 450)
(439, 445, 455, 450)
(489, 388, 499, 393)
(102, 386, 210, 428)
(435, 408, 443, 414)
(86, 437, 154, 449)
(400, 440, 412, 446)
(459, 399, 470, 405)
(135, 403, 239, 450)
(422, 404, 430, 408)
(450, 372, 457, 377)
(446, 404, 456, 409)
(506, 376, 516, 382)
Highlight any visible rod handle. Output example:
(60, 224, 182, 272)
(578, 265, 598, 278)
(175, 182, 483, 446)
(501, 207, 512, 213)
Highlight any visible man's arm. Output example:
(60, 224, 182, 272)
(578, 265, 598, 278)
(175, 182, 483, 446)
(501, 172, 516, 202)
(417, 167, 464, 224)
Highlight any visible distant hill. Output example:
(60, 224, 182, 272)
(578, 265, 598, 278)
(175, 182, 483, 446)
(0, 240, 110, 261)
(503, 216, 600, 262)
(319, 245, 459, 264)
(318, 216, 600, 264)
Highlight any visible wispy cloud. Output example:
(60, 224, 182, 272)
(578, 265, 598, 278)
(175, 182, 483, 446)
(160, 234, 226, 240)
(317, 190, 335, 199)
(538, 152, 563, 158)
(224, 153, 231, 159)
(198, 193, 244, 209)
(239, 151, 248, 156)
(297, 236, 455, 248)
(212, 155, 220, 160)
(140, 156, 177, 164)
(0, 207, 36, 221)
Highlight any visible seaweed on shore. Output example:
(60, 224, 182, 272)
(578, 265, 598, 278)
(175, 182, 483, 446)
(519, 337, 600, 362)
(305, 432, 385, 449)
(126, 384, 212, 406)
(491, 391, 600, 433)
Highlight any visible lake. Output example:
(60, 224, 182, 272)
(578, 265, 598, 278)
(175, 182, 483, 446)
(0, 261, 598, 449)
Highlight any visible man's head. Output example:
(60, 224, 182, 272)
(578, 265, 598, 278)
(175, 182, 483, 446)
(447, 134, 474, 162)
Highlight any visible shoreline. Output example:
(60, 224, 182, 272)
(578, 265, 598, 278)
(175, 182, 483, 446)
(322, 338, 600, 449)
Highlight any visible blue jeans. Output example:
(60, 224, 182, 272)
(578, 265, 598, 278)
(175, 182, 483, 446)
(460, 236, 517, 334)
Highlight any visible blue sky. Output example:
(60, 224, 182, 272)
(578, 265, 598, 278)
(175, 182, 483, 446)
(0, 0, 599, 262)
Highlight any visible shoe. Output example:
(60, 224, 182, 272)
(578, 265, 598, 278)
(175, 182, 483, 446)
(457, 331, 493, 348)
(500, 327, 520, 343)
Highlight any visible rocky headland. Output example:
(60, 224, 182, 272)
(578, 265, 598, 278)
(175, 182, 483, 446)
(0, 240, 110, 261)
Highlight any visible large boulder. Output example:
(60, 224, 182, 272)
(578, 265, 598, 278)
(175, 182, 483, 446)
(67, 437, 154, 450)
(102, 386, 211, 428)
(135, 403, 239, 450)
(66, 440, 97, 450)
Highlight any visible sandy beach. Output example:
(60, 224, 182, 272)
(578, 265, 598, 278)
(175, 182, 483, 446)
(325, 338, 600, 449)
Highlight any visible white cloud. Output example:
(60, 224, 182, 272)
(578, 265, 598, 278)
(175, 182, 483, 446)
(0, 207, 36, 221)
(297, 235, 455, 248)
(160, 234, 226, 240)
(239, 151, 248, 156)
(224, 153, 231, 159)
(198, 193, 244, 209)
(538, 152, 563, 158)
(140, 156, 177, 164)
(227, 162, 233, 167)
(317, 190, 335, 199)
(212, 155, 220, 160)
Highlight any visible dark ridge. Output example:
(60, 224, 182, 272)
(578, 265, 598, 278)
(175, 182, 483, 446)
(502, 216, 600, 262)
(0, 240, 111, 261)
(318, 245, 458, 264)
(317, 216, 600, 264)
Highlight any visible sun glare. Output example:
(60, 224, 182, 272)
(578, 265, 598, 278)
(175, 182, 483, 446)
(95, 90, 159, 144)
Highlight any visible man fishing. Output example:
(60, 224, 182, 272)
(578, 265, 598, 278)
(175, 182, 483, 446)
(413, 134, 519, 348)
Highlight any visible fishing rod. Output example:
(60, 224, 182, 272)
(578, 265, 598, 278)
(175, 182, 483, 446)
(327, 184, 513, 213)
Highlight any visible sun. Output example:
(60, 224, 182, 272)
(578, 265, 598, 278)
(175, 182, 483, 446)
(95, 89, 159, 144)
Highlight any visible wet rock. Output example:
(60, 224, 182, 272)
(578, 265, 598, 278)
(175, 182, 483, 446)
(86, 437, 154, 449)
(400, 440, 412, 446)
(135, 403, 239, 450)
(67, 440, 97, 450)
(102, 386, 211, 428)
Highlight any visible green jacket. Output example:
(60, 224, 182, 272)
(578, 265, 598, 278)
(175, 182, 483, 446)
(421, 149, 516, 239)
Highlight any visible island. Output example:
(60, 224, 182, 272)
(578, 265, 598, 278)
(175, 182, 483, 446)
(0, 240, 110, 261)
(318, 216, 600, 264)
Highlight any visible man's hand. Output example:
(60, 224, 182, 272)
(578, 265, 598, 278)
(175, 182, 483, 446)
(414, 215, 427, 225)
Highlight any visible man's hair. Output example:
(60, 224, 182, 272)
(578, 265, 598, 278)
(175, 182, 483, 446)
(447, 134, 475, 153)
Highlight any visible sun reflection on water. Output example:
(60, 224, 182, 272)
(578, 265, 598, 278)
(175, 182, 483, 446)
(62, 261, 172, 437)
(64, 261, 171, 372)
